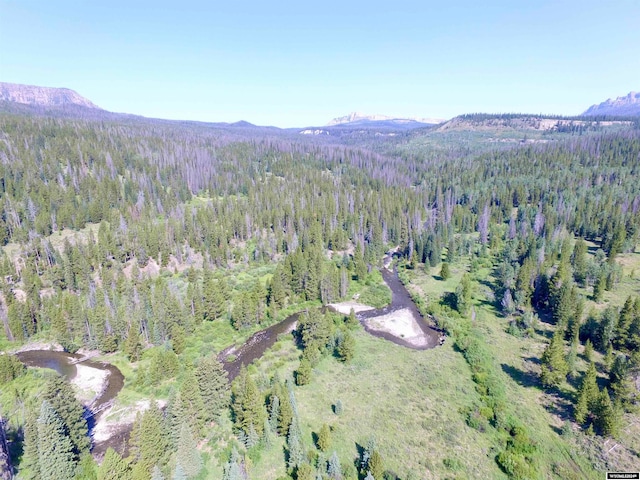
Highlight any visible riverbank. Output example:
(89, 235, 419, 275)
(362, 307, 431, 348)
(71, 363, 110, 405)
(326, 301, 376, 315)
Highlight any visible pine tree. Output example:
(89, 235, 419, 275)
(268, 394, 280, 433)
(37, 401, 77, 480)
(368, 450, 384, 480)
(129, 402, 169, 474)
(327, 451, 342, 479)
(42, 375, 90, 456)
(276, 382, 293, 436)
(176, 422, 203, 478)
(317, 423, 331, 452)
(337, 330, 355, 362)
(297, 463, 314, 480)
(287, 419, 304, 471)
(194, 353, 230, 422)
(595, 388, 620, 437)
(231, 367, 266, 436)
(173, 371, 206, 435)
(574, 362, 599, 425)
(540, 330, 569, 388)
(20, 407, 40, 480)
(296, 358, 313, 386)
(150, 465, 165, 480)
(345, 308, 359, 329)
(125, 325, 142, 361)
(172, 463, 187, 480)
(584, 339, 594, 362)
(439, 262, 450, 280)
(98, 448, 132, 480)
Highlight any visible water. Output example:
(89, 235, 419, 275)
(220, 259, 441, 380)
(14, 350, 125, 457)
(358, 266, 441, 349)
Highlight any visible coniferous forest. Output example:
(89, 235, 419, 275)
(1, 105, 640, 479)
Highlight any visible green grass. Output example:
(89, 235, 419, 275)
(245, 325, 504, 479)
(402, 251, 640, 478)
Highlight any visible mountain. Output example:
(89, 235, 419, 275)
(327, 112, 444, 127)
(0, 82, 101, 109)
(583, 91, 640, 116)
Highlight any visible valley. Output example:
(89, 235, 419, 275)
(0, 84, 640, 480)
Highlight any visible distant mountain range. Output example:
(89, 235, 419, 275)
(327, 112, 444, 127)
(582, 91, 640, 116)
(0, 82, 101, 109)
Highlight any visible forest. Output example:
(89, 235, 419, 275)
(1, 107, 640, 479)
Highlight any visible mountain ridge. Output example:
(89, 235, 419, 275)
(583, 91, 640, 116)
(327, 112, 445, 126)
(0, 82, 101, 110)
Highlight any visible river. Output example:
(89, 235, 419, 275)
(13, 255, 436, 456)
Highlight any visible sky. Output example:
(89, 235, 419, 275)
(1, 1, 639, 127)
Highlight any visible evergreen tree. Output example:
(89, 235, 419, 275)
(231, 367, 266, 436)
(37, 401, 77, 480)
(124, 325, 142, 361)
(584, 339, 594, 362)
(171, 464, 187, 480)
(595, 388, 620, 437)
(268, 394, 280, 433)
(345, 308, 359, 329)
(20, 407, 40, 480)
(439, 262, 450, 280)
(297, 463, 314, 480)
(176, 422, 203, 478)
(571, 238, 588, 285)
(194, 353, 230, 422)
(327, 451, 342, 480)
(296, 358, 313, 386)
(317, 423, 331, 452)
(540, 331, 568, 388)
(129, 402, 169, 474)
(337, 330, 356, 362)
(574, 362, 599, 425)
(42, 376, 90, 456)
(98, 448, 132, 480)
(368, 450, 384, 480)
(173, 371, 206, 435)
(287, 419, 304, 471)
(151, 465, 165, 480)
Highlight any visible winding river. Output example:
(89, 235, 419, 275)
(13, 256, 437, 456)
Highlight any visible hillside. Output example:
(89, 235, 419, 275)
(0, 95, 639, 480)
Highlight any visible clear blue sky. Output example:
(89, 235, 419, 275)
(1, 1, 638, 127)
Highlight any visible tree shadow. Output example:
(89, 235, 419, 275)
(440, 292, 457, 310)
(501, 363, 540, 389)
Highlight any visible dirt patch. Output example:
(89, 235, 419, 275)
(93, 399, 168, 445)
(327, 301, 376, 315)
(12, 341, 63, 353)
(363, 308, 430, 348)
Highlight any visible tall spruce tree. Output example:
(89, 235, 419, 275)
(42, 375, 90, 456)
(176, 422, 203, 479)
(37, 401, 77, 480)
(574, 362, 599, 425)
(195, 353, 230, 422)
(540, 330, 569, 388)
(98, 448, 132, 480)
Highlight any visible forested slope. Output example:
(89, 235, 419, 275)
(0, 110, 639, 479)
